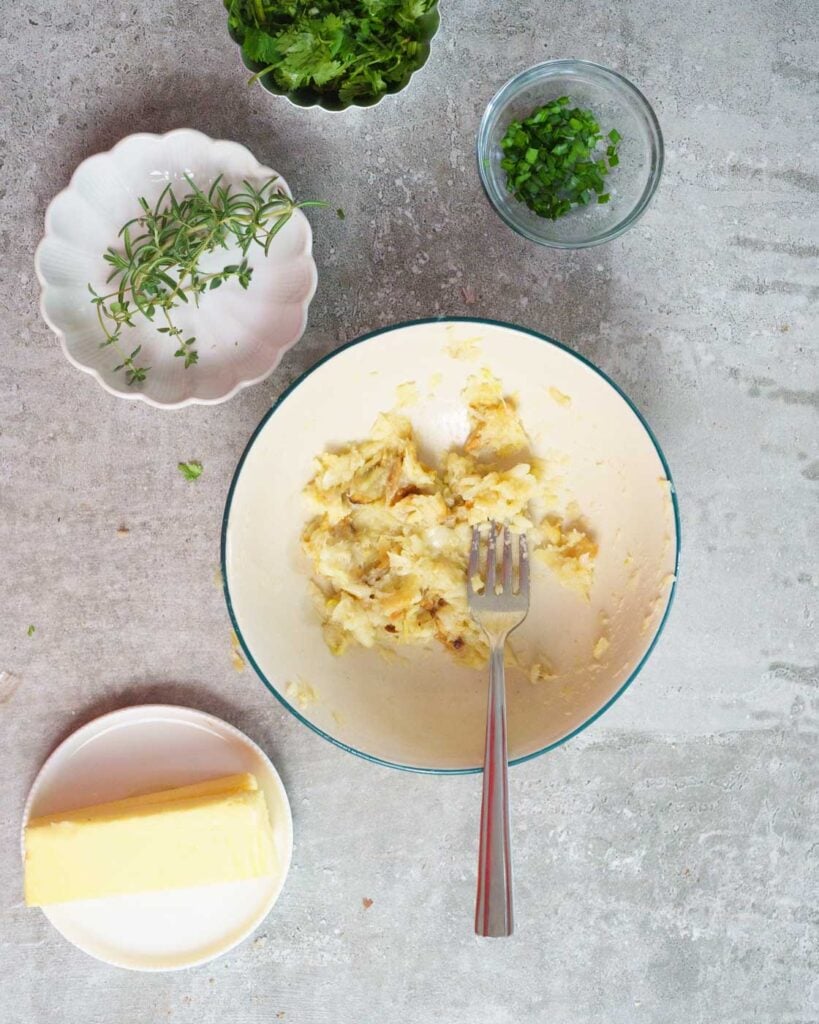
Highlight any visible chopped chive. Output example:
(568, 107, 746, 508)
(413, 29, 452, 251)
(499, 100, 622, 220)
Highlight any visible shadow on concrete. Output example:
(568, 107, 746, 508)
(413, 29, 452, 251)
(34, 66, 326, 230)
(36, 679, 294, 791)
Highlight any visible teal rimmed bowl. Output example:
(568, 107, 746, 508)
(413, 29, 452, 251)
(222, 318, 679, 773)
(225, 3, 440, 112)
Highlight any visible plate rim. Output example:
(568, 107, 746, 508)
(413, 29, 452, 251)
(21, 702, 294, 971)
(221, 316, 681, 774)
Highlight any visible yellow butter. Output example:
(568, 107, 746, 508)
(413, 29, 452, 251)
(26, 773, 258, 827)
(24, 775, 276, 907)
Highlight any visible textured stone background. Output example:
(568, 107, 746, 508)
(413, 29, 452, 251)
(0, 1, 817, 1022)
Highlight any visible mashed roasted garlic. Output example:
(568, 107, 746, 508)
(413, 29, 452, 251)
(301, 369, 597, 667)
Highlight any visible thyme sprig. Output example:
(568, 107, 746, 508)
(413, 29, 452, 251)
(89, 174, 323, 385)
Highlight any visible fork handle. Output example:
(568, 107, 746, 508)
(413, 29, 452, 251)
(475, 641, 514, 937)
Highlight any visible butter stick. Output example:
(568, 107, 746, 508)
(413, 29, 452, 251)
(26, 773, 258, 826)
(24, 774, 275, 906)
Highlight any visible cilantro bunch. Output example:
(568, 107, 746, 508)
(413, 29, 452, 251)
(225, 0, 438, 106)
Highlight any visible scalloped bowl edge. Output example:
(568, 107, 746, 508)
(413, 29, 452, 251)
(34, 129, 318, 409)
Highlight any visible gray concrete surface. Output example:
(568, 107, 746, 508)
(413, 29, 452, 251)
(1, 0, 817, 1021)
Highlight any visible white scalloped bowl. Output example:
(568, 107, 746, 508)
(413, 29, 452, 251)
(35, 129, 318, 408)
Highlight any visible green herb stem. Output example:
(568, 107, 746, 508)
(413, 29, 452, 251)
(89, 175, 323, 385)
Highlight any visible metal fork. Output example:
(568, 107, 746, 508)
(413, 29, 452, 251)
(467, 522, 530, 938)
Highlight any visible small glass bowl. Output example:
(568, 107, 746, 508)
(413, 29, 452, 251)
(477, 59, 663, 248)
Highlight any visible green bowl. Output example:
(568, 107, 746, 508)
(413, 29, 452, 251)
(226, 4, 441, 112)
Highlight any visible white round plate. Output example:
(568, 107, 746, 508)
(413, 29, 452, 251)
(23, 704, 293, 971)
(35, 129, 317, 408)
(223, 318, 679, 772)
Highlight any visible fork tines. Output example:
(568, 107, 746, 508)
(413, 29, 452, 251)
(467, 522, 529, 598)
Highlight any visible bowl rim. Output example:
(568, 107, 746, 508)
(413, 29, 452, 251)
(34, 127, 317, 409)
(477, 59, 665, 249)
(221, 316, 681, 774)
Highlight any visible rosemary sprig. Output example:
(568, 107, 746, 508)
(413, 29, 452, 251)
(89, 174, 323, 385)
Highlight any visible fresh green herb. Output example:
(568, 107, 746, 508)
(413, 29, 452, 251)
(178, 461, 204, 481)
(499, 97, 622, 220)
(27, 624, 35, 637)
(89, 175, 323, 385)
(336, 208, 346, 220)
(225, 0, 437, 104)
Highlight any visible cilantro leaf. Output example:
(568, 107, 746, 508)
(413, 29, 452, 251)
(311, 58, 344, 86)
(241, 25, 282, 64)
(178, 461, 203, 481)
